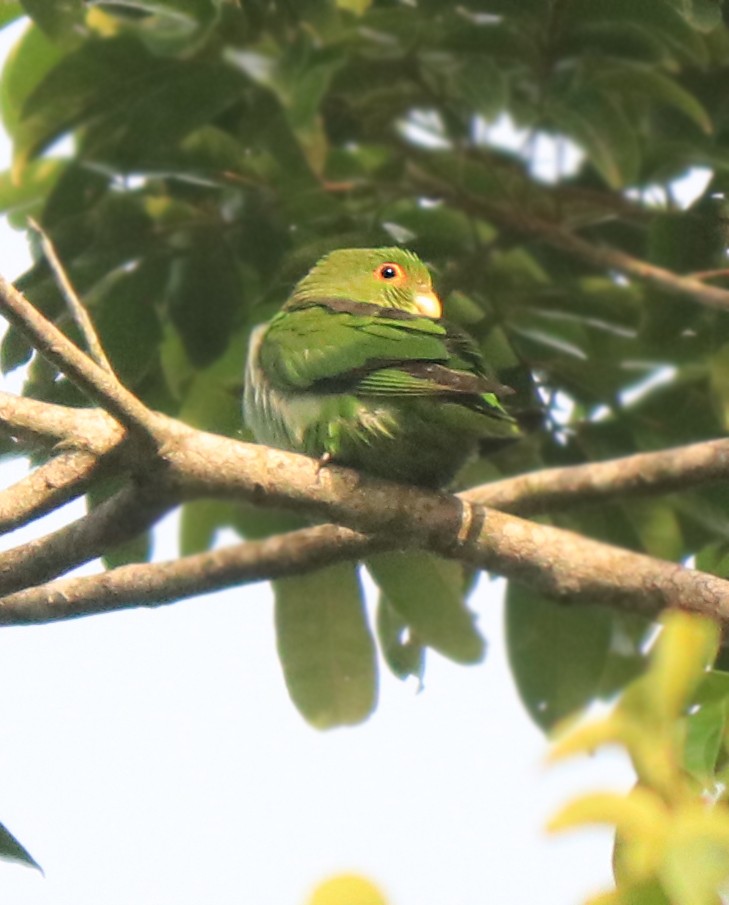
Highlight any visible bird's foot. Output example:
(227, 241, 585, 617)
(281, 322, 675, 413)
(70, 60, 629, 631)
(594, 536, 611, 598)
(315, 451, 333, 478)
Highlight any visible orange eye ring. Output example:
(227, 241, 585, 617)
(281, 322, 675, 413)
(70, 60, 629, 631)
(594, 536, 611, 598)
(374, 262, 406, 284)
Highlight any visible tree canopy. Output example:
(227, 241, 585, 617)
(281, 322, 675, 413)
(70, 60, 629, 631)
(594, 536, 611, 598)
(3, 1, 729, 900)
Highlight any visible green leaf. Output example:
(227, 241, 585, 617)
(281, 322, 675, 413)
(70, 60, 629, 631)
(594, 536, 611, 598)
(86, 261, 165, 388)
(11, 36, 176, 168)
(376, 594, 425, 682)
(549, 87, 640, 189)
(366, 552, 484, 664)
(506, 583, 613, 730)
(167, 233, 242, 367)
(684, 696, 729, 785)
(593, 62, 712, 134)
(568, 0, 710, 67)
(86, 479, 152, 569)
(336, 0, 372, 14)
(95, 0, 221, 57)
(0, 822, 42, 872)
(0, 158, 64, 219)
(20, 0, 84, 39)
(669, 0, 724, 31)
(0, 3, 24, 30)
(623, 499, 684, 561)
(0, 324, 33, 374)
(179, 499, 237, 556)
(0, 21, 64, 139)
(274, 563, 377, 729)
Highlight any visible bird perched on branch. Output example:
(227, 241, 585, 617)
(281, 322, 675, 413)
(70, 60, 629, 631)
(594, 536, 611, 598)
(244, 247, 520, 488)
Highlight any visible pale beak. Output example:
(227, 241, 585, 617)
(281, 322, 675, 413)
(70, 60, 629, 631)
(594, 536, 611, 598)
(413, 290, 442, 319)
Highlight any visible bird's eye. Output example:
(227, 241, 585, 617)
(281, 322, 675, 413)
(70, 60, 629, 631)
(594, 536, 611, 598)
(375, 263, 404, 282)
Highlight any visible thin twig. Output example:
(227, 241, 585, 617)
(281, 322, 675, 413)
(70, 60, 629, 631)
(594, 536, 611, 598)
(0, 482, 173, 596)
(464, 438, 729, 515)
(0, 275, 163, 443)
(688, 267, 729, 282)
(0, 449, 107, 535)
(0, 525, 379, 624)
(27, 218, 114, 374)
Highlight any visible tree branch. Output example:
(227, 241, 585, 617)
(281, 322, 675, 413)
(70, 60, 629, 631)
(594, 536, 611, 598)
(0, 482, 173, 596)
(0, 449, 106, 535)
(3, 470, 729, 625)
(0, 275, 163, 442)
(410, 164, 729, 312)
(465, 438, 729, 515)
(28, 218, 114, 374)
(0, 389, 122, 450)
(0, 524, 379, 624)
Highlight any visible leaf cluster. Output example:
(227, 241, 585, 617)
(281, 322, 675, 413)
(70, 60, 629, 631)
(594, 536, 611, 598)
(549, 611, 729, 905)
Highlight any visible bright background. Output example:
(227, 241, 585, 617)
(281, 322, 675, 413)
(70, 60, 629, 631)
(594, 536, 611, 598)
(0, 17, 634, 905)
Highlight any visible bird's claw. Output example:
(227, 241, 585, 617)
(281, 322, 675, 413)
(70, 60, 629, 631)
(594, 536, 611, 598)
(315, 451, 333, 478)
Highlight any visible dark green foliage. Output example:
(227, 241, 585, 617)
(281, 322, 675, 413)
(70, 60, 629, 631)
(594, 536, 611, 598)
(3, 0, 729, 732)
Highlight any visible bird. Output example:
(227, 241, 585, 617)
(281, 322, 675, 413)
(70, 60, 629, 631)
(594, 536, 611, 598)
(244, 246, 521, 488)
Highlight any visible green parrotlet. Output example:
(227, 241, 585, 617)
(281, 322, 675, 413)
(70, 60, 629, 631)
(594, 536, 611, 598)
(244, 247, 520, 488)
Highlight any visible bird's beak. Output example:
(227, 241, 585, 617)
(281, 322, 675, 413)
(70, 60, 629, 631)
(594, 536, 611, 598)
(413, 290, 442, 319)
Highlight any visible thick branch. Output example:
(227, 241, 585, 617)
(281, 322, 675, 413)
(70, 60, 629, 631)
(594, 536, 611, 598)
(3, 476, 729, 625)
(0, 390, 122, 450)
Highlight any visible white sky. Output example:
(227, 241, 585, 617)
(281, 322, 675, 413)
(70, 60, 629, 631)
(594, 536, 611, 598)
(0, 18, 634, 905)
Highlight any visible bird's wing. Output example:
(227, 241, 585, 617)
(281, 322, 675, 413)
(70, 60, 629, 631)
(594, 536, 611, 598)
(259, 301, 511, 403)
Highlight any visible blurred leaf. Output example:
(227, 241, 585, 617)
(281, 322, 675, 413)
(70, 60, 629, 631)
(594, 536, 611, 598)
(366, 552, 484, 664)
(274, 563, 377, 729)
(11, 36, 181, 170)
(549, 87, 640, 189)
(0, 157, 64, 217)
(376, 594, 425, 682)
(0, 322, 33, 374)
(179, 498, 237, 556)
(592, 61, 712, 134)
(684, 694, 729, 785)
(90, 0, 221, 56)
(87, 479, 152, 569)
(20, 0, 84, 38)
(0, 4, 23, 29)
(671, 0, 724, 31)
(306, 872, 388, 905)
(506, 583, 613, 730)
(87, 261, 165, 387)
(0, 822, 41, 872)
(0, 22, 64, 138)
(167, 234, 242, 367)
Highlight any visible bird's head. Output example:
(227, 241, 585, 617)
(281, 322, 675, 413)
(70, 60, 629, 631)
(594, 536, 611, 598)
(288, 247, 442, 318)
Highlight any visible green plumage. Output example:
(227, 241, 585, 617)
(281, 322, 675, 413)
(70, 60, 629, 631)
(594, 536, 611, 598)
(244, 247, 520, 488)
